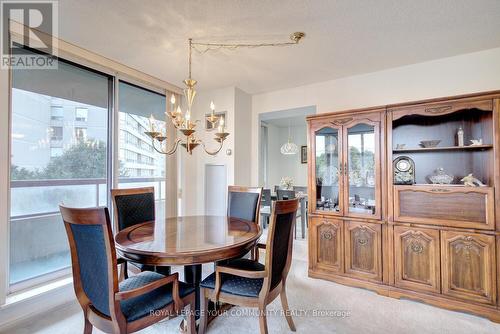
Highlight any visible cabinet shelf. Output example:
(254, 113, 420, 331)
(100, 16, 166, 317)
(393, 144, 493, 153)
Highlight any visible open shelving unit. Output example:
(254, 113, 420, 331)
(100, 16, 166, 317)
(390, 106, 495, 186)
(392, 144, 493, 153)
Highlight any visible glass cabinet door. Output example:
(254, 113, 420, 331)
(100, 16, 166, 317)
(314, 127, 342, 214)
(344, 122, 380, 218)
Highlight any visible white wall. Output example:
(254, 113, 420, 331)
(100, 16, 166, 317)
(266, 124, 307, 189)
(234, 88, 252, 185)
(250, 47, 500, 185)
(180, 86, 235, 216)
(179, 86, 253, 216)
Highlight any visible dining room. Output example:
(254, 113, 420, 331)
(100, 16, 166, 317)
(1, 1, 500, 334)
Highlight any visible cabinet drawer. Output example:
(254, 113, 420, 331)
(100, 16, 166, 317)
(344, 221, 382, 282)
(394, 185, 494, 230)
(394, 226, 440, 294)
(310, 217, 344, 273)
(441, 230, 496, 305)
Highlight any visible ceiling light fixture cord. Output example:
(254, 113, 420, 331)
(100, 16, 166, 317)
(190, 32, 305, 54)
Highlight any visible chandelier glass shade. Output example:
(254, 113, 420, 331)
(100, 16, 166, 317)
(280, 140, 299, 155)
(280, 120, 298, 155)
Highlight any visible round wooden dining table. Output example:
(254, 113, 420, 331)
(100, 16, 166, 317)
(115, 215, 262, 318)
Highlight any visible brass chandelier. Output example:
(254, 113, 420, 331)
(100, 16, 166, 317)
(145, 32, 306, 155)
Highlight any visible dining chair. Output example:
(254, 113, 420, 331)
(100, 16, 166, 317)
(199, 199, 299, 334)
(273, 185, 280, 195)
(226, 186, 262, 261)
(260, 189, 272, 229)
(59, 205, 196, 334)
(292, 186, 308, 228)
(111, 187, 168, 276)
(277, 189, 295, 200)
(227, 186, 262, 223)
(292, 186, 307, 194)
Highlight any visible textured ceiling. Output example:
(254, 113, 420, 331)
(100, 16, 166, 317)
(57, 0, 500, 94)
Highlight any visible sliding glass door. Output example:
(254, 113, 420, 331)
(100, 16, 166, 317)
(9, 51, 112, 287)
(117, 81, 167, 220)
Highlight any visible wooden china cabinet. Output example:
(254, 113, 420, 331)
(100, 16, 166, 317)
(307, 91, 500, 322)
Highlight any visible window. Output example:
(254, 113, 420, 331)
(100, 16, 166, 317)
(49, 126, 63, 141)
(118, 81, 167, 220)
(50, 106, 64, 121)
(75, 107, 88, 122)
(75, 127, 87, 141)
(9, 51, 111, 288)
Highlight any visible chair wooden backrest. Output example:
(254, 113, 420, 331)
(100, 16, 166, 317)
(261, 199, 299, 294)
(59, 205, 124, 323)
(111, 187, 155, 231)
(227, 186, 262, 223)
(277, 189, 296, 200)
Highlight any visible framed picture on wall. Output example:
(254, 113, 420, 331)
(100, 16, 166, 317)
(205, 111, 226, 131)
(301, 146, 307, 163)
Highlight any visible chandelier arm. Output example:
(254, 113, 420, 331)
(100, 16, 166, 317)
(198, 139, 224, 156)
(152, 138, 182, 155)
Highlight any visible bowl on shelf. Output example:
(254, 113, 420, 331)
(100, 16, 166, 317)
(419, 140, 441, 148)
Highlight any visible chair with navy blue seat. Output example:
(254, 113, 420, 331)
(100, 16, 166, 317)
(111, 187, 168, 277)
(226, 186, 262, 261)
(199, 199, 299, 334)
(227, 185, 262, 223)
(59, 205, 196, 334)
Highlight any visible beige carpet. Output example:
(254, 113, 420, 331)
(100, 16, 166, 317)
(4, 238, 500, 334)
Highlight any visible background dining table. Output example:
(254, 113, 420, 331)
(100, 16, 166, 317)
(261, 192, 308, 238)
(114, 215, 262, 319)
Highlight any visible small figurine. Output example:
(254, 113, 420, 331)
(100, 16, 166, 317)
(395, 144, 406, 149)
(457, 127, 464, 147)
(461, 173, 485, 187)
(470, 139, 483, 146)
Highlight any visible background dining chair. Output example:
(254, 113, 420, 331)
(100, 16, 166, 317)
(199, 199, 299, 334)
(277, 189, 295, 200)
(277, 189, 301, 238)
(292, 186, 308, 229)
(260, 189, 272, 229)
(111, 187, 168, 276)
(59, 205, 196, 334)
(292, 186, 307, 194)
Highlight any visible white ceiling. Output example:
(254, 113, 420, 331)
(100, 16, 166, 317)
(57, 0, 500, 94)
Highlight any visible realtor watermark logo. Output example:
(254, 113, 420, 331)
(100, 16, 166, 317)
(1, 0, 58, 69)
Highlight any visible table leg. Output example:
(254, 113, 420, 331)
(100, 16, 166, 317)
(300, 198, 306, 239)
(184, 264, 202, 318)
